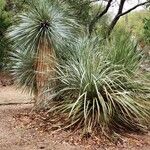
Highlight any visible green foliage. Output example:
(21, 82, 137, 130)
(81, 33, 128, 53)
(64, 0, 91, 27)
(4, 0, 29, 13)
(143, 18, 150, 44)
(91, 4, 110, 37)
(0, 0, 6, 10)
(0, 0, 12, 70)
(46, 35, 150, 133)
(117, 10, 150, 43)
(108, 29, 141, 73)
(0, 0, 37, 70)
(64, 0, 110, 35)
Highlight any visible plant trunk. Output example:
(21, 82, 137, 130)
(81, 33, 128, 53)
(35, 39, 56, 106)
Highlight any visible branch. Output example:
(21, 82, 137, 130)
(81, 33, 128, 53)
(107, 0, 150, 37)
(119, 1, 150, 17)
(88, 0, 113, 35)
(106, 0, 126, 36)
(117, 0, 126, 14)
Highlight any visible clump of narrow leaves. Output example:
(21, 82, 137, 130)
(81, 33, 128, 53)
(9, 48, 36, 94)
(46, 35, 150, 134)
(8, 0, 77, 53)
(106, 29, 141, 73)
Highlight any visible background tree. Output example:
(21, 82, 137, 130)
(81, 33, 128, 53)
(88, 0, 150, 36)
(0, 0, 30, 71)
(0, 0, 11, 70)
(57, 0, 150, 36)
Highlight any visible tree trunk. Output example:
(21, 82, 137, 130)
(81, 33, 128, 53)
(35, 39, 56, 106)
(106, 16, 120, 36)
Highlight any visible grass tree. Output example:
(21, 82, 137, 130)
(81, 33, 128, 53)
(8, 0, 77, 104)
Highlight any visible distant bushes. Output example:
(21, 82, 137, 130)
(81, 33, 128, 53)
(117, 10, 150, 45)
(0, 0, 29, 71)
(0, 0, 12, 70)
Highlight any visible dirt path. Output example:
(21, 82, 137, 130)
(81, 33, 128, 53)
(0, 105, 84, 150)
(0, 85, 150, 150)
(0, 86, 83, 150)
(0, 86, 32, 104)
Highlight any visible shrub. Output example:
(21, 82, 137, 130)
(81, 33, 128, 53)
(45, 35, 150, 134)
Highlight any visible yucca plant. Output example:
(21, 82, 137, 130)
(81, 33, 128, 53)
(8, 0, 77, 103)
(46, 36, 150, 134)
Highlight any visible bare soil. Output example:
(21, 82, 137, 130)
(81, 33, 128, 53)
(0, 76, 150, 150)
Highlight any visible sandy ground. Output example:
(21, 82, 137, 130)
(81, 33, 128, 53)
(0, 85, 83, 150)
(0, 84, 150, 150)
(0, 85, 32, 104)
(0, 105, 83, 150)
